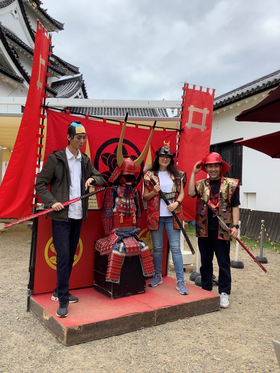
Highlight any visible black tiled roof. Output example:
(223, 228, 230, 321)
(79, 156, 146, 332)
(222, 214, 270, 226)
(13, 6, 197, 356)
(33, 1, 64, 31)
(50, 75, 88, 98)
(51, 54, 79, 75)
(4, 26, 33, 56)
(0, 0, 15, 8)
(0, 64, 24, 83)
(48, 62, 68, 77)
(214, 69, 280, 109)
(67, 107, 169, 118)
(0, 24, 30, 83)
(0, 25, 76, 85)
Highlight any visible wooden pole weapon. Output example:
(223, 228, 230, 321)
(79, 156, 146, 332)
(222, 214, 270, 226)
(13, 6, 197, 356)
(201, 198, 267, 273)
(1, 187, 106, 230)
(150, 178, 195, 254)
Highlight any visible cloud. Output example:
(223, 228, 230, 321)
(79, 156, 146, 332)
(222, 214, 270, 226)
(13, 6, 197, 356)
(44, 0, 280, 100)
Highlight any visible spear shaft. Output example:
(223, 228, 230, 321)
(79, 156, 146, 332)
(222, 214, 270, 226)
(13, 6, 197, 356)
(2, 187, 106, 230)
(201, 198, 267, 273)
(150, 178, 195, 254)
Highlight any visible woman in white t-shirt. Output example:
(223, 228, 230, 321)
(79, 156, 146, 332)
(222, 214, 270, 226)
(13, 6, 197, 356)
(143, 146, 188, 295)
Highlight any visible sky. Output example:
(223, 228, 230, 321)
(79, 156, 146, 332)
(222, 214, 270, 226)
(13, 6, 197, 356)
(43, 0, 280, 101)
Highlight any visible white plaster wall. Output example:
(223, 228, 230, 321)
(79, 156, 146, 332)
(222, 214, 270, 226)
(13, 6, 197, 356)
(212, 94, 280, 213)
(0, 2, 34, 47)
(0, 83, 28, 100)
(17, 53, 32, 75)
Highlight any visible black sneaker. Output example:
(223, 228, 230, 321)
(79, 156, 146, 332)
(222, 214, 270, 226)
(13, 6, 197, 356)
(51, 291, 79, 303)
(56, 301, 69, 318)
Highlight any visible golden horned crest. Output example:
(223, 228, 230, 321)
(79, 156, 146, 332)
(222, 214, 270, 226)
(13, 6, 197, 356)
(163, 141, 170, 147)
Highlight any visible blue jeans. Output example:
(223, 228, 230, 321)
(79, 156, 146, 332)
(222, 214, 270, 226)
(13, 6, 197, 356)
(52, 218, 83, 302)
(151, 216, 184, 281)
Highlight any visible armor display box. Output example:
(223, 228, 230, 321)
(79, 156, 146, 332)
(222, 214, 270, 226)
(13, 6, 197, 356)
(93, 250, 147, 299)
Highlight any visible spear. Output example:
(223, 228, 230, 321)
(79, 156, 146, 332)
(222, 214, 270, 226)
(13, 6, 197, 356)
(150, 178, 195, 254)
(201, 198, 267, 273)
(0, 187, 106, 230)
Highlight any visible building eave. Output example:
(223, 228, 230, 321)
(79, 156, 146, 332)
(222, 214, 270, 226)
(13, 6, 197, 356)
(214, 69, 280, 110)
(23, 0, 64, 32)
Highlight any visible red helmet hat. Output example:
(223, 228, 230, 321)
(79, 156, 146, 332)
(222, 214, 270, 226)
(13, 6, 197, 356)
(201, 152, 231, 175)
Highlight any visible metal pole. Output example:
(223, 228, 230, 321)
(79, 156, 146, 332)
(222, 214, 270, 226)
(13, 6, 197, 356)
(256, 220, 268, 264)
(190, 238, 201, 282)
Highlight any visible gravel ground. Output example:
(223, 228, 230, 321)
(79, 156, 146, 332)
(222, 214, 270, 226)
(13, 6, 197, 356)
(1, 222, 280, 373)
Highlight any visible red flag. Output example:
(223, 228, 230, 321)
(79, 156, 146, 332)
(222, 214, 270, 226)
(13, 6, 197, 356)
(0, 22, 51, 218)
(178, 84, 215, 221)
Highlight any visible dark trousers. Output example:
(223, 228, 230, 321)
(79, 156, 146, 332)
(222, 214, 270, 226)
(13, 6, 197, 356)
(52, 218, 83, 302)
(198, 229, 231, 294)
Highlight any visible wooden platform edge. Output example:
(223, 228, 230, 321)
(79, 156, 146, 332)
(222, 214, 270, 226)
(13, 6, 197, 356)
(29, 294, 220, 346)
(155, 296, 220, 325)
(29, 297, 156, 346)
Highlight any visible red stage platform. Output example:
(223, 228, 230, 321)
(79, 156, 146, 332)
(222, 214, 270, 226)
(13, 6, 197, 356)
(29, 277, 220, 346)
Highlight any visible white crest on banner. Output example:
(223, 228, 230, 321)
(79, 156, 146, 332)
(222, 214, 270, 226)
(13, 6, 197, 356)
(185, 105, 209, 132)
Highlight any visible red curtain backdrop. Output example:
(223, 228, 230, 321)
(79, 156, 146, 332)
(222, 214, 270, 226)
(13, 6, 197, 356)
(178, 84, 215, 221)
(45, 110, 177, 197)
(0, 23, 51, 218)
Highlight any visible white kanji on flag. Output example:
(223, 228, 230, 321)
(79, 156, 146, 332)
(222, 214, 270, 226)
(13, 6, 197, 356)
(185, 105, 209, 132)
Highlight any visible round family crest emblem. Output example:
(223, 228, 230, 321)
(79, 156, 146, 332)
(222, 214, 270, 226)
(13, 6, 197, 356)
(94, 138, 144, 186)
(44, 237, 83, 270)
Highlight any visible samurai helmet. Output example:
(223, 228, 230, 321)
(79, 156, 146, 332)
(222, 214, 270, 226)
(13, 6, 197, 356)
(201, 152, 231, 175)
(108, 114, 157, 185)
(156, 144, 175, 159)
(67, 121, 86, 138)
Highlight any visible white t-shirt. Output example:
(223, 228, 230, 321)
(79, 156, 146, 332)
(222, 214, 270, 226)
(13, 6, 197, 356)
(66, 147, 83, 219)
(158, 171, 173, 217)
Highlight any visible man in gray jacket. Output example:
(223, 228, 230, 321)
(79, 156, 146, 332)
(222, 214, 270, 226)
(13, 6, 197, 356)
(35, 121, 105, 318)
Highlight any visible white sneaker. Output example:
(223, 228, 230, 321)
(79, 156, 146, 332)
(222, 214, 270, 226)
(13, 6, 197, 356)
(220, 292, 229, 308)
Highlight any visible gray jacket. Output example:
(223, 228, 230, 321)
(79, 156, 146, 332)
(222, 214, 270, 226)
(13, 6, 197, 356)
(35, 148, 105, 221)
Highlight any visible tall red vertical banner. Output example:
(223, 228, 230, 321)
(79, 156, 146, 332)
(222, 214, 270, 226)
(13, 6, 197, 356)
(178, 84, 215, 221)
(0, 22, 51, 218)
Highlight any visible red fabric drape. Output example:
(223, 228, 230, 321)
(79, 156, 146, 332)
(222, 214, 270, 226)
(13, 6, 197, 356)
(178, 85, 215, 221)
(45, 110, 177, 197)
(0, 23, 51, 218)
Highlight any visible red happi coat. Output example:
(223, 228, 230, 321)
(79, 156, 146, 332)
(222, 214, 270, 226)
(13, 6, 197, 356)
(195, 177, 240, 240)
(144, 170, 186, 230)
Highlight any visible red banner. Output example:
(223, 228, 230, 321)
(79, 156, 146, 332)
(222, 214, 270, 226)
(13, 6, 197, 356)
(178, 84, 215, 221)
(0, 22, 51, 218)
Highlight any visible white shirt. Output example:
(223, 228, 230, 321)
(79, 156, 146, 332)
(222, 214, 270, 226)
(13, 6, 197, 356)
(158, 171, 173, 217)
(66, 147, 83, 219)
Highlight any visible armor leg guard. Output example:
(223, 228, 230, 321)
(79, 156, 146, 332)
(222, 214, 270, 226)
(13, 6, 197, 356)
(140, 247, 155, 276)
(106, 251, 124, 283)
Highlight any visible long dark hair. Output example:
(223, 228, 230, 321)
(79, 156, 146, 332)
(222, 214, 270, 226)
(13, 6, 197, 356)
(150, 156, 181, 178)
